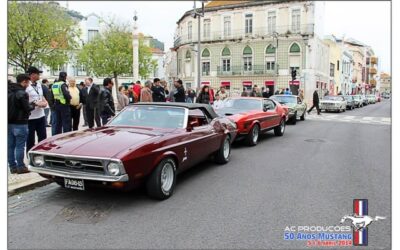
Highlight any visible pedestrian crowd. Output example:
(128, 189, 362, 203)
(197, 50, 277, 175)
(8, 66, 307, 174)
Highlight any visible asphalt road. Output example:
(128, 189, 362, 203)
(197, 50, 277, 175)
(8, 99, 391, 250)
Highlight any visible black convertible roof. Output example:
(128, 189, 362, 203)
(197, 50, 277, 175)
(129, 103, 219, 119)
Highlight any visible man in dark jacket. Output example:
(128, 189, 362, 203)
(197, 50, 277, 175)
(99, 78, 116, 125)
(8, 74, 36, 174)
(53, 72, 72, 134)
(82, 78, 101, 128)
(151, 78, 166, 102)
(173, 79, 186, 102)
(307, 89, 321, 115)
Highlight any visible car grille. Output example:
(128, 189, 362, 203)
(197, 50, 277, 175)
(322, 103, 335, 106)
(44, 155, 105, 174)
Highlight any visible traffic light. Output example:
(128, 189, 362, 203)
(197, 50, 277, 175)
(291, 69, 297, 81)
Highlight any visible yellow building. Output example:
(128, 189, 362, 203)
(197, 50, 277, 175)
(323, 36, 342, 95)
(380, 72, 391, 93)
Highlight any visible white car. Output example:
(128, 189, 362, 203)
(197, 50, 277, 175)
(320, 96, 347, 112)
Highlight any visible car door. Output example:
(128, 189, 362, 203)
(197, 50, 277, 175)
(263, 99, 280, 129)
(185, 109, 220, 168)
(297, 97, 306, 115)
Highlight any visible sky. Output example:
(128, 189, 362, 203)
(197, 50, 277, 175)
(64, 0, 391, 73)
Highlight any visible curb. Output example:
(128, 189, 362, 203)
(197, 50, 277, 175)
(8, 179, 53, 197)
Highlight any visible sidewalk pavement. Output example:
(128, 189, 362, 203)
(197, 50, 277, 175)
(8, 115, 89, 196)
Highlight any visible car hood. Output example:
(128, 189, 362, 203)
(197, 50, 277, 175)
(31, 127, 170, 158)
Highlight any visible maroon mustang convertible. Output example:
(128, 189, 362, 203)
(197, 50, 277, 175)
(28, 103, 237, 200)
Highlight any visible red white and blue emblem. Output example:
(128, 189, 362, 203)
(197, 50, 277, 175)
(353, 199, 368, 246)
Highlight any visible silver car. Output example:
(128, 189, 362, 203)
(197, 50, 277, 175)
(367, 95, 376, 104)
(320, 96, 347, 112)
(352, 95, 363, 108)
(270, 95, 307, 125)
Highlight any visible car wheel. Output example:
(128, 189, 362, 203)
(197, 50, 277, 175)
(245, 124, 260, 146)
(291, 112, 297, 125)
(300, 111, 305, 121)
(146, 157, 176, 200)
(274, 119, 285, 136)
(214, 135, 231, 164)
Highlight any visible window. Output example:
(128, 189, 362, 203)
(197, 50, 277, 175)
(203, 19, 211, 39)
(222, 47, 231, 56)
(266, 59, 275, 71)
(289, 43, 301, 53)
(243, 46, 252, 71)
(202, 48, 210, 57)
(76, 64, 86, 76)
(330, 63, 335, 77)
(178, 59, 182, 74)
(202, 62, 210, 76)
(221, 47, 231, 72)
(337, 60, 340, 71)
(291, 9, 300, 33)
(87, 29, 99, 42)
(245, 14, 253, 34)
(188, 21, 192, 40)
(51, 65, 67, 76)
(267, 11, 276, 34)
(222, 59, 230, 72)
(223, 16, 231, 37)
(185, 50, 191, 60)
(266, 44, 275, 54)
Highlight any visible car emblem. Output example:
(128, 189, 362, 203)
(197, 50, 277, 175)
(65, 160, 82, 168)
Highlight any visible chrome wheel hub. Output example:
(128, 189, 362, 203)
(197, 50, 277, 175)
(161, 163, 174, 193)
(253, 127, 259, 143)
(223, 138, 230, 159)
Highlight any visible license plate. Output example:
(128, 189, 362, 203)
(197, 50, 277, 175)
(64, 178, 85, 191)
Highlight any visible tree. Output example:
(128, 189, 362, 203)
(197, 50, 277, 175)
(77, 22, 157, 89)
(8, 1, 79, 72)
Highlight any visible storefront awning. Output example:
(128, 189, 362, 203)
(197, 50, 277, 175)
(242, 81, 252, 86)
(289, 80, 300, 86)
(221, 81, 230, 87)
(201, 81, 210, 85)
(265, 80, 275, 86)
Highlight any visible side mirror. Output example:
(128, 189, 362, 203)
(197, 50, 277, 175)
(263, 105, 268, 112)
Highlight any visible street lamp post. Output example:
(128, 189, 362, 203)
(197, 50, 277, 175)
(192, 1, 205, 91)
(132, 11, 139, 83)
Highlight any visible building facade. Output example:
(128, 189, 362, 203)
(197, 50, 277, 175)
(172, 0, 329, 102)
(341, 48, 353, 95)
(323, 35, 342, 95)
(379, 72, 391, 93)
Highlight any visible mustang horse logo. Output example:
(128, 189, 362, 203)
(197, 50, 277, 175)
(340, 214, 386, 231)
(340, 199, 386, 246)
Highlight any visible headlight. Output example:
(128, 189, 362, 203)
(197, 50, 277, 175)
(107, 162, 121, 176)
(33, 155, 44, 167)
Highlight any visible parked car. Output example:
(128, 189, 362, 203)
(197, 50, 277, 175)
(343, 95, 356, 110)
(28, 103, 237, 200)
(352, 95, 363, 108)
(215, 97, 288, 146)
(382, 92, 390, 99)
(270, 95, 307, 124)
(361, 95, 369, 106)
(320, 96, 347, 112)
(367, 95, 376, 104)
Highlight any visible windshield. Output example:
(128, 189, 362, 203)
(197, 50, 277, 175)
(271, 95, 297, 104)
(323, 96, 343, 101)
(109, 106, 186, 129)
(218, 99, 262, 114)
(344, 96, 353, 100)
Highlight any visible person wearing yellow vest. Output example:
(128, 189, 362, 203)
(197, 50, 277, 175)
(52, 72, 72, 134)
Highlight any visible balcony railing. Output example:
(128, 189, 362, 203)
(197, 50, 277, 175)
(216, 65, 280, 76)
(174, 24, 314, 47)
(369, 67, 377, 74)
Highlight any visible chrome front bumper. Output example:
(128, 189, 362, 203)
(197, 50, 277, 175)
(28, 165, 129, 182)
